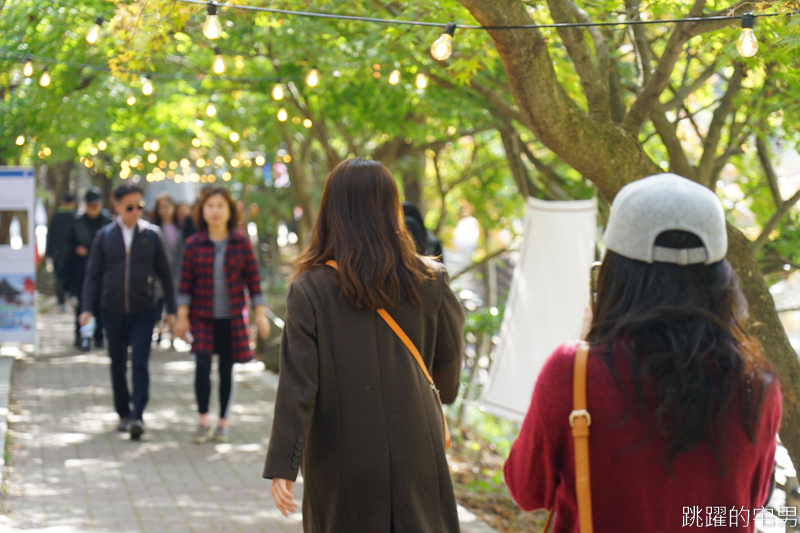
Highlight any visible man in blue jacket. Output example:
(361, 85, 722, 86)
(79, 184, 176, 440)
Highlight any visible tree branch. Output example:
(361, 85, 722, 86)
(757, 135, 783, 209)
(451, 246, 517, 281)
(696, 63, 742, 187)
(650, 103, 695, 179)
(752, 188, 800, 253)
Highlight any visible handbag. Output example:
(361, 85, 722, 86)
(542, 341, 593, 532)
(325, 260, 451, 450)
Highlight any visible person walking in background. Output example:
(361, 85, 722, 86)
(173, 186, 270, 444)
(150, 193, 184, 347)
(263, 159, 465, 532)
(46, 192, 76, 312)
(504, 174, 781, 532)
(176, 202, 197, 239)
(402, 201, 444, 261)
(79, 184, 176, 440)
(67, 187, 112, 349)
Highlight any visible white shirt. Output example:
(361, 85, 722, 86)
(118, 218, 136, 251)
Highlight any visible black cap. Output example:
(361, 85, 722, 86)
(85, 187, 102, 203)
(62, 192, 75, 204)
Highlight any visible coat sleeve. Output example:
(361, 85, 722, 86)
(431, 266, 465, 404)
(263, 280, 319, 481)
(152, 227, 176, 314)
(177, 240, 194, 308)
(240, 237, 264, 306)
(503, 344, 573, 512)
(81, 229, 105, 314)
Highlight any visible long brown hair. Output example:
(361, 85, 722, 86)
(293, 158, 433, 310)
(149, 192, 176, 226)
(587, 230, 775, 477)
(193, 185, 240, 232)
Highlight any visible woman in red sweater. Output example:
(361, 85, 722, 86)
(505, 174, 781, 532)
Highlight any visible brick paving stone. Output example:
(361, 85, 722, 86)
(1, 308, 499, 533)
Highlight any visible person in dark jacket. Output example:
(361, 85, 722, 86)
(79, 184, 176, 440)
(46, 192, 76, 311)
(263, 159, 465, 533)
(402, 201, 444, 261)
(176, 202, 197, 239)
(67, 188, 112, 348)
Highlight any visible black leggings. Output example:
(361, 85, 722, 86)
(194, 319, 235, 419)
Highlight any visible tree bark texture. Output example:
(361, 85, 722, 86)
(458, 0, 800, 469)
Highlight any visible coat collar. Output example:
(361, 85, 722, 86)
(196, 228, 245, 244)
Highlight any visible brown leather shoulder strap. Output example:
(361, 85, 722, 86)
(571, 341, 593, 533)
(325, 260, 451, 449)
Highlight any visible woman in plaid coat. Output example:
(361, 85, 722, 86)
(174, 186, 271, 443)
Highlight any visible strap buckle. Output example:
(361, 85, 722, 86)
(569, 409, 592, 428)
(430, 383, 440, 395)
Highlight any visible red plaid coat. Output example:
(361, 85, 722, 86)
(179, 229, 262, 362)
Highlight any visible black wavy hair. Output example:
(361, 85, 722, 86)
(587, 230, 775, 476)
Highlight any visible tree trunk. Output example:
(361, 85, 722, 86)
(400, 154, 426, 213)
(458, 0, 800, 469)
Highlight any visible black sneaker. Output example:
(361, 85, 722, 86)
(117, 417, 130, 432)
(129, 420, 145, 440)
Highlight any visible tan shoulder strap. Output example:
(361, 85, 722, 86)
(325, 260, 451, 449)
(571, 341, 593, 533)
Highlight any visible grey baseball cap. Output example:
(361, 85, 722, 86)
(604, 173, 727, 265)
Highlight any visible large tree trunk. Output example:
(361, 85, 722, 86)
(458, 0, 800, 469)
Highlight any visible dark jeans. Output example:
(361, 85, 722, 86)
(76, 293, 104, 345)
(103, 307, 156, 421)
(195, 319, 234, 418)
(55, 276, 66, 306)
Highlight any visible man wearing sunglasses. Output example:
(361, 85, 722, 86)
(79, 184, 176, 441)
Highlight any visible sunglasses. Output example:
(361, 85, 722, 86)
(124, 201, 146, 212)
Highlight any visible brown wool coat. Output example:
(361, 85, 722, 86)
(263, 259, 465, 533)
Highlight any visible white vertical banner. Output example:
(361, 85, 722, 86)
(0, 167, 37, 344)
(480, 197, 597, 422)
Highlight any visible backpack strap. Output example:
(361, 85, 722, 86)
(571, 341, 593, 533)
(325, 259, 451, 449)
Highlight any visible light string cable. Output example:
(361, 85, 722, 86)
(176, 0, 789, 29)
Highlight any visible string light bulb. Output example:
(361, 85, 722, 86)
(431, 23, 456, 61)
(127, 95, 136, 105)
(206, 102, 217, 117)
(229, 131, 240, 142)
(151, 140, 160, 151)
(306, 68, 319, 88)
(203, 2, 223, 40)
(98, 140, 107, 151)
(15, 135, 25, 146)
(277, 108, 288, 122)
(39, 68, 51, 87)
(142, 76, 153, 95)
(737, 13, 758, 58)
(415, 73, 428, 89)
(389, 70, 401, 85)
(213, 47, 225, 74)
(255, 155, 265, 166)
(272, 83, 284, 100)
(23, 57, 33, 77)
(86, 16, 104, 44)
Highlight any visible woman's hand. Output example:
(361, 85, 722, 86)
(271, 478, 296, 517)
(173, 316, 191, 340)
(255, 311, 271, 339)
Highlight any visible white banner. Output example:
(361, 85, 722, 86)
(480, 197, 597, 422)
(0, 167, 37, 344)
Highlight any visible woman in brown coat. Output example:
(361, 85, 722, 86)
(263, 158, 465, 533)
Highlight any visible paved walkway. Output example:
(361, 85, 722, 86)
(0, 309, 495, 532)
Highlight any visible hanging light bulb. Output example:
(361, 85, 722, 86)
(127, 95, 136, 105)
(203, 1, 222, 40)
(213, 47, 225, 74)
(389, 69, 401, 85)
(98, 140, 107, 151)
(306, 68, 319, 88)
(229, 131, 240, 142)
(86, 16, 104, 44)
(277, 108, 288, 122)
(142, 76, 153, 95)
(271, 83, 284, 100)
(39, 68, 51, 87)
(737, 12, 758, 58)
(23, 57, 33, 77)
(431, 23, 456, 61)
(255, 155, 266, 166)
(15, 135, 25, 146)
(415, 73, 428, 89)
(151, 140, 160, 151)
(206, 102, 217, 117)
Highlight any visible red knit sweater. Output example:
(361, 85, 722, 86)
(504, 341, 781, 532)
